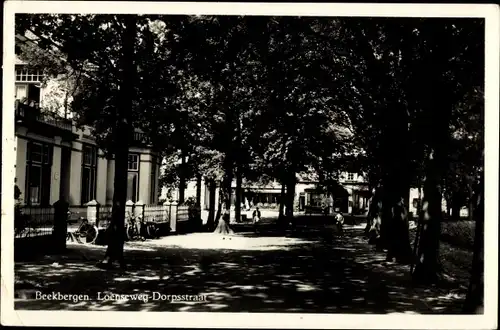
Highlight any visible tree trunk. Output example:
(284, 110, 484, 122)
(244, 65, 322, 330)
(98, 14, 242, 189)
(446, 197, 452, 218)
(235, 163, 242, 223)
(196, 174, 202, 206)
(364, 195, 373, 235)
(387, 196, 413, 264)
(206, 179, 217, 231)
(366, 187, 382, 243)
(178, 150, 186, 204)
(278, 183, 286, 219)
(99, 15, 136, 269)
(213, 153, 233, 234)
(378, 185, 391, 251)
(451, 194, 461, 220)
(214, 182, 223, 224)
(468, 180, 474, 222)
(213, 211, 234, 235)
(222, 167, 233, 213)
(214, 182, 233, 235)
(412, 152, 443, 283)
(285, 171, 296, 224)
(463, 173, 484, 313)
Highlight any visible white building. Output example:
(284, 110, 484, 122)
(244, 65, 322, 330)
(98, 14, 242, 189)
(14, 39, 160, 206)
(163, 171, 371, 215)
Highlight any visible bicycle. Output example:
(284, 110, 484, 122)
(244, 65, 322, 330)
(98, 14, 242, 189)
(145, 218, 160, 239)
(125, 212, 146, 241)
(67, 217, 99, 244)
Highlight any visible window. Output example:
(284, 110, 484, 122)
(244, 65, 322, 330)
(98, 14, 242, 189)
(347, 173, 354, 181)
(127, 153, 139, 202)
(15, 85, 27, 100)
(128, 154, 139, 170)
(81, 145, 97, 204)
(150, 157, 157, 204)
(25, 142, 52, 205)
(15, 84, 41, 105)
(15, 68, 44, 83)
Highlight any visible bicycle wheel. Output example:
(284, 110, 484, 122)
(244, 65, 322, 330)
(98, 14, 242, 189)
(126, 223, 138, 241)
(138, 221, 148, 238)
(85, 225, 99, 244)
(146, 222, 157, 238)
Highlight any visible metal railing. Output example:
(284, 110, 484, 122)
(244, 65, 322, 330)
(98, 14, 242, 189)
(177, 205, 190, 222)
(15, 101, 73, 131)
(15, 205, 55, 238)
(144, 204, 165, 223)
(97, 205, 113, 229)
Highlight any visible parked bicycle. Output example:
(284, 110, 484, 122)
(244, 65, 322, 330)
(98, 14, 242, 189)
(125, 212, 146, 241)
(67, 217, 99, 244)
(145, 218, 160, 239)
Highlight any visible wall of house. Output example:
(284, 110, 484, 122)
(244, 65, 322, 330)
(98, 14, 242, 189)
(14, 56, 161, 207)
(15, 124, 159, 206)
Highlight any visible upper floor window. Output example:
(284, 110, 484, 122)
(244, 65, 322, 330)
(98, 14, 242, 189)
(15, 68, 44, 83)
(15, 84, 41, 105)
(347, 173, 354, 181)
(128, 154, 139, 171)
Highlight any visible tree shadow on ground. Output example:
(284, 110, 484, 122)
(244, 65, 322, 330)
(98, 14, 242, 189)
(14, 226, 468, 313)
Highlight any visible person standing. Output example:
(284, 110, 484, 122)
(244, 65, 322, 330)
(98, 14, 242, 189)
(252, 207, 261, 233)
(335, 211, 344, 237)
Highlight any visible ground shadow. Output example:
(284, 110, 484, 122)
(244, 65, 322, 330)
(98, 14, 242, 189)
(14, 223, 469, 313)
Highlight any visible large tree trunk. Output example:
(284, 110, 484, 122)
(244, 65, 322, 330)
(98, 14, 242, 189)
(213, 185, 234, 235)
(463, 174, 484, 313)
(206, 179, 217, 231)
(366, 187, 382, 244)
(364, 194, 374, 235)
(99, 15, 136, 269)
(380, 102, 412, 264)
(196, 174, 202, 206)
(412, 151, 443, 283)
(235, 163, 242, 223)
(467, 178, 474, 222)
(383, 172, 412, 264)
(451, 194, 461, 220)
(214, 182, 223, 224)
(278, 182, 286, 219)
(213, 155, 233, 234)
(285, 171, 296, 224)
(222, 165, 233, 212)
(178, 150, 186, 204)
(378, 185, 392, 251)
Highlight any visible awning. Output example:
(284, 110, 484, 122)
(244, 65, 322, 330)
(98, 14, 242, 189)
(243, 188, 282, 194)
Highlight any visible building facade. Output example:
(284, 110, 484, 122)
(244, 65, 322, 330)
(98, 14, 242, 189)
(163, 171, 371, 216)
(14, 61, 160, 207)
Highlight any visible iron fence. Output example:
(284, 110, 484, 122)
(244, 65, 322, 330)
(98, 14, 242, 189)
(177, 205, 190, 222)
(97, 205, 113, 229)
(144, 204, 165, 223)
(15, 206, 55, 238)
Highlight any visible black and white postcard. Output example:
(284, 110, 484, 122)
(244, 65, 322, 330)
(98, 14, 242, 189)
(1, 1, 498, 329)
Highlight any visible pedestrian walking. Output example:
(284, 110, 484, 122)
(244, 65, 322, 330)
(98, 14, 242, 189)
(335, 211, 344, 237)
(252, 207, 261, 233)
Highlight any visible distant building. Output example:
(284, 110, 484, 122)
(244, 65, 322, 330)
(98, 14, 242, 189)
(162, 170, 371, 215)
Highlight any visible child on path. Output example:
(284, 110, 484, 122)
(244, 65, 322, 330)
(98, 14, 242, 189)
(335, 211, 344, 237)
(252, 207, 261, 233)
